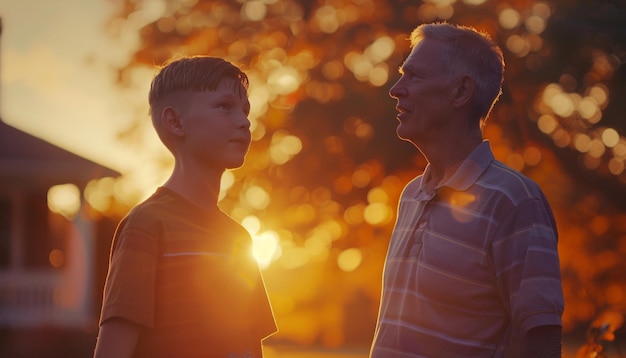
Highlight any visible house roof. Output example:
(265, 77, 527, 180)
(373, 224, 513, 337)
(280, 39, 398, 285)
(0, 119, 120, 188)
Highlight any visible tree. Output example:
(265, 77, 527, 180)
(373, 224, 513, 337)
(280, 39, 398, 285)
(98, 0, 626, 346)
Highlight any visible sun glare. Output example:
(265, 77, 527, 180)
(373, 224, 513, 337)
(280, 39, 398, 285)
(252, 230, 281, 270)
(241, 215, 282, 269)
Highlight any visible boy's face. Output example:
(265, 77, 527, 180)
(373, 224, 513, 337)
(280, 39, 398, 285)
(177, 79, 251, 171)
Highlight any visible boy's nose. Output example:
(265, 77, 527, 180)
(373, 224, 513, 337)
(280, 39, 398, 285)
(237, 115, 251, 129)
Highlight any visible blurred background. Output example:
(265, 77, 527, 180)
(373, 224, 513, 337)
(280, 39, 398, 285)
(0, 0, 625, 357)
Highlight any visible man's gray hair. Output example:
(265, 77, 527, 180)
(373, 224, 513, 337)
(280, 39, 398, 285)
(410, 23, 505, 123)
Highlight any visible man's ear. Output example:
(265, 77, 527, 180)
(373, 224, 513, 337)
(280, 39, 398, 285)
(452, 74, 475, 109)
(161, 107, 185, 138)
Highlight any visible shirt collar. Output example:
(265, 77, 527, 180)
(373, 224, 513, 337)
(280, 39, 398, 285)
(436, 140, 494, 192)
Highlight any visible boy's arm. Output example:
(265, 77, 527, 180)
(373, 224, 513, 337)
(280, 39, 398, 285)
(94, 317, 141, 358)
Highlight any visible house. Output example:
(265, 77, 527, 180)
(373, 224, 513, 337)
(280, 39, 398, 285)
(0, 118, 120, 332)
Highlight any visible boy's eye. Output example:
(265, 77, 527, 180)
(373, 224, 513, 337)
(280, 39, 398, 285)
(218, 103, 231, 110)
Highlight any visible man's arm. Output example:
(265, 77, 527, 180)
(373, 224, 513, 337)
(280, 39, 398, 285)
(93, 317, 141, 358)
(522, 325, 562, 358)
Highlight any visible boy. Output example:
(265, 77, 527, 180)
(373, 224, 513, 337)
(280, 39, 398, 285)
(94, 56, 277, 358)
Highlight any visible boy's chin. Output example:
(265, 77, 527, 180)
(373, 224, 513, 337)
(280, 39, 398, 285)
(224, 159, 246, 170)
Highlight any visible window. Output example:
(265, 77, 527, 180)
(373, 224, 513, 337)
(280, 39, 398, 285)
(0, 190, 70, 270)
(23, 191, 67, 269)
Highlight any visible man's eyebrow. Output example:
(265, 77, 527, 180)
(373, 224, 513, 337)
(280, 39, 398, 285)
(399, 64, 415, 75)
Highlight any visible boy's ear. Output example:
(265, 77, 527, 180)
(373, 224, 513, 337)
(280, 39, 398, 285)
(161, 107, 185, 138)
(451, 74, 475, 108)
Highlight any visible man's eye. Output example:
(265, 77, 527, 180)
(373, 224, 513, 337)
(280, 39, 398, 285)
(218, 103, 231, 110)
(408, 73, 422, 81)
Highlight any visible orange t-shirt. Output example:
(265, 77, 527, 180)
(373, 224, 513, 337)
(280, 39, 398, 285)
(100, 187, 277, 357)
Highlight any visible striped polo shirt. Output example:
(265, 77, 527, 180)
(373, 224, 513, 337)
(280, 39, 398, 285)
(100, 187, 277, 358)
(371, 141, 563, 358)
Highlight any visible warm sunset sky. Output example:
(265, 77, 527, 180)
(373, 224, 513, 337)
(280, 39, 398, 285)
(1, 0, 162, 179)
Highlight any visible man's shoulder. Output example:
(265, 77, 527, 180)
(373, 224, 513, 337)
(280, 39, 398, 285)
(479, 160, 546, 202)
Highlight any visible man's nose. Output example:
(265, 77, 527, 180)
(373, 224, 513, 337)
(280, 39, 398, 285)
(389, 80, 406, 99)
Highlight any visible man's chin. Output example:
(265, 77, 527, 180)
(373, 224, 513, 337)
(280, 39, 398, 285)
(396, 126, 411, 141)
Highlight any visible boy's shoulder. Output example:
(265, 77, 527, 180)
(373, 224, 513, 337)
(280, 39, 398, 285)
(122, 188, 177, 228)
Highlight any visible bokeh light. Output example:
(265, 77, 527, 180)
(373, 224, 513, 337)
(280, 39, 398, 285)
(47, 183, 81, 219)
(498, 8, 520, 30)
(245, 185, 271, 210)
(49, 248, 65, 268)
(242, 0, 267, 21)
(337, 248, 362, 272)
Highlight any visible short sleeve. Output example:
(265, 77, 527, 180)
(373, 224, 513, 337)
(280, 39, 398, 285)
(99, 209, 161, 327)
(491, 197, 564, 334)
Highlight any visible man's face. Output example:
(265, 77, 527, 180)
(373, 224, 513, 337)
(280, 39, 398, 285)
(389, 38, 454, 147)
(178, 79, 251, 171)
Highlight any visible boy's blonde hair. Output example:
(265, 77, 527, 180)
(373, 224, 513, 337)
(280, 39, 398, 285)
(148, 56, 249, 146)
